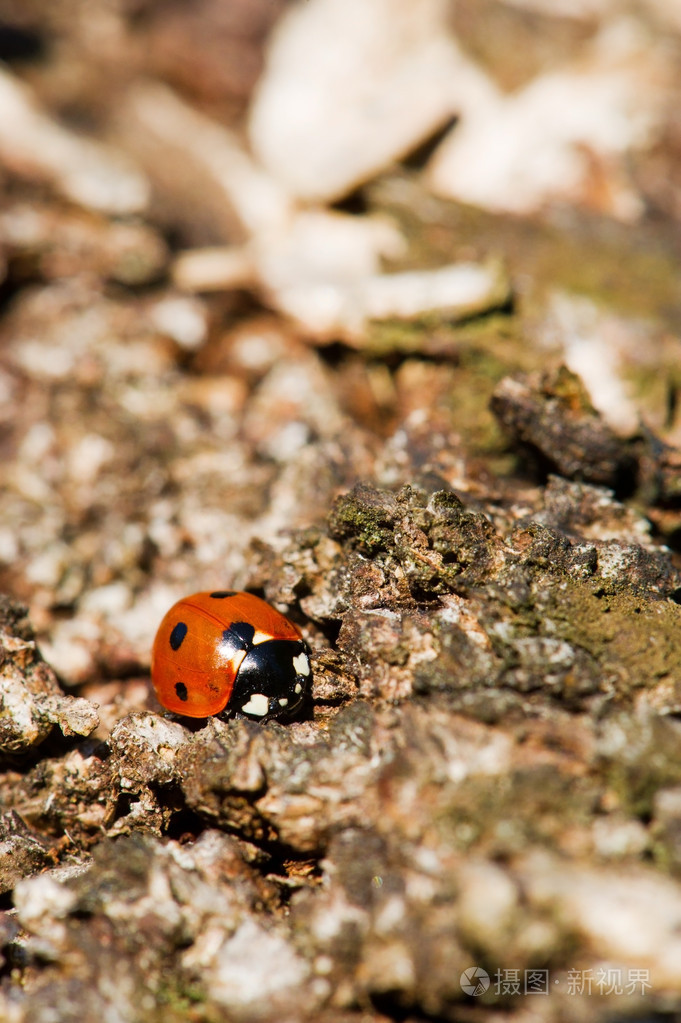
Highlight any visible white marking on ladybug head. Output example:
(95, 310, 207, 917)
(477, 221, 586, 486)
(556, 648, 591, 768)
(253, 629, 277, 645)
(278, 697, 289, 707)
(293, 652, 310, 676)
(294, 682, 303, 695)
(241, 693, 269, 716)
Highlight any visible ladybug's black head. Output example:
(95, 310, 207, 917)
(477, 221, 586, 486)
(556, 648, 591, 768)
(230, 639, 311, 720)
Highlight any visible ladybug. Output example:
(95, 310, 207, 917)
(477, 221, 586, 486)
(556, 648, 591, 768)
(151, 591, 311, 720)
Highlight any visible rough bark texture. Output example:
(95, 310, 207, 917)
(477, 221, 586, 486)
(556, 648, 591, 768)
(1, 3, 681, 1022)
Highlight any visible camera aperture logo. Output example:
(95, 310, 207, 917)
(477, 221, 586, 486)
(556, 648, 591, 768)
(460, 966, 490, 996)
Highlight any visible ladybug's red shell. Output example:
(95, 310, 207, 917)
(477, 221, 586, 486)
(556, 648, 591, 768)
(151, 591, 310, 720)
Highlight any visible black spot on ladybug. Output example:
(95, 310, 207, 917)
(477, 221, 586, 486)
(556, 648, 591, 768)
(175, 682, 188, 701)
(169, 622, 188, 651)
(219, 621, 256, 658)
(210, 590, 237, 599)
(230, 622, 256, 647)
